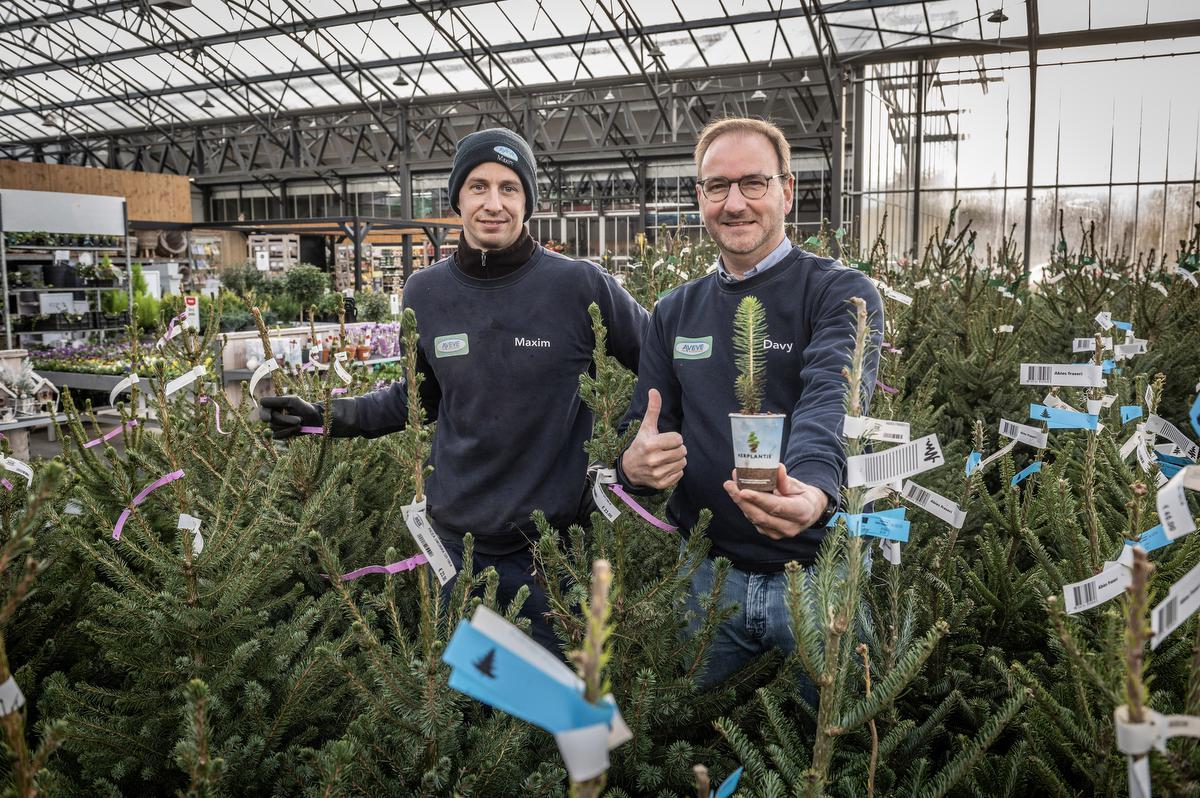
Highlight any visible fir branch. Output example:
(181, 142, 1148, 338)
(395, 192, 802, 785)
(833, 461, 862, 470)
(732, 296, 768, 415)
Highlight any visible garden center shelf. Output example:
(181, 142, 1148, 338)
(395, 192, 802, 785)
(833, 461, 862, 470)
(222, 354, 404, 383)
(6, 246, 126, 252)
(3, 253, 130, 262)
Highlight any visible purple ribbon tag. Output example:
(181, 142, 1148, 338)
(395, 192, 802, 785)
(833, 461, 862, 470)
(83, 420, 138, 449)
(607, 484, 678, 532)
(198, 396, 229, 435)
(876, 379, 899, 395)
(1, 479, 12, 492)
(324, 552, 429, 582)
(112, 469, 185, 540)
(298, 426, 324, 435)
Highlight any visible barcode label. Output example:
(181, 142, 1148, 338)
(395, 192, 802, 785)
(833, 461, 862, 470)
(592, 469, 621, 522)
(1152, 559, 1200, 648)
(843, 415, 911, 443)
(847, 434, 944, 488)
(1145, 415, 1200, 461)
(1072, 337, 1112, 352)
(999, 418, 1048, 449)
(1063, 565, 1132, 614)
(1095, 311, 1113, 330)
(1021, 363, 1106, 387)
(900, 480, 967, 528)
(402, 499, 457, 586)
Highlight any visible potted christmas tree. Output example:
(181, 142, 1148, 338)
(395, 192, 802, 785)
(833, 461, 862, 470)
(729, 295, 785, 491)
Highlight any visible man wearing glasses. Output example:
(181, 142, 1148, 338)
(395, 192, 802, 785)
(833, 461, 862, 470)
(615, 117, 883, 689)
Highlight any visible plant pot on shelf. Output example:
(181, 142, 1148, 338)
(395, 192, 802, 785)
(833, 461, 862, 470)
(729, 413, 786, 492)
(356, 345, 371, 361)
(42, 262, 71, 288)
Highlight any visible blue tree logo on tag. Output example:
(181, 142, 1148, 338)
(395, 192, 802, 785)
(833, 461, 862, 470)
(493, 145, 519, 164)
(434, 334, 470, 357)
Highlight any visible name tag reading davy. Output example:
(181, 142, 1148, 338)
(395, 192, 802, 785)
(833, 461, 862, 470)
(401, 498, 457, 586)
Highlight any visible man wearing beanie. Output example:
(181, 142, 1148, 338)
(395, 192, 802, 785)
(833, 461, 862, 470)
(260, 128, 649, 653)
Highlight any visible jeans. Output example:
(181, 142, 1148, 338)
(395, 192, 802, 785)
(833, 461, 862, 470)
(681, 540, 870, 703)
(439, 534, 559, 655)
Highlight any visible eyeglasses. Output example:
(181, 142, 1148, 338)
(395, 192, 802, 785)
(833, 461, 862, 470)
(696, 173, 791, 201)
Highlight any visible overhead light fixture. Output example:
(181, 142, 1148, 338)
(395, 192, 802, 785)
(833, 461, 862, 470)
(604, 90, 615, 100)
(41, 113, 59, 127)
(751, 89, 767, 100)
(199, 93, 214, 109)
(386, 162, 395, 168)
(987, 8, 1008, 23)
(800, 69, 811, 83)
(149, 0, 194, 9)
(393, 70, 408, 87)
(646, 43, 664, 59)
(33, 15, 51, 28)
(188, 177, 196, 182)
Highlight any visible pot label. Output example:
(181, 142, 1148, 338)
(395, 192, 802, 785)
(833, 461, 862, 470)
(434, 334, 470, 358)
(673, 336, 712, 360)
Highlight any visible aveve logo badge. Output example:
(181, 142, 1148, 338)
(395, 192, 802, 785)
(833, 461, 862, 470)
(434, 333, 470, 358)
(673, 335, 713, 360)
(493, 145, 519, 165)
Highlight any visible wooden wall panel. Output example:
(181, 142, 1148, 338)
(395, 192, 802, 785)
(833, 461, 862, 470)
(0, 161, 191, 223)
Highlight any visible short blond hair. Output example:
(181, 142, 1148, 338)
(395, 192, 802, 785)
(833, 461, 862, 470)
(694, 117, 791, 175)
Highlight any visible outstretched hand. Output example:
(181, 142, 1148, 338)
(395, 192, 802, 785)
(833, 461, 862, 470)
(723, 465, 829, 540)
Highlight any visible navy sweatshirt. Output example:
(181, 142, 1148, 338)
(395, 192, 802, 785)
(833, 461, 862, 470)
(617, 245, 884, 571)
(336, 243, 649, 554)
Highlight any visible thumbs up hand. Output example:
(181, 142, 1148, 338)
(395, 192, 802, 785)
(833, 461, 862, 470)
(620, 388, 687, 489)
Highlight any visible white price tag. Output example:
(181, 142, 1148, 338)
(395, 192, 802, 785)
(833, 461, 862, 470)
(999, 418, 1048, 449)
(1145, 415, 1200, 461)
(1152, 282, 1170, 297)
(900, 480, 966, 529)
(401, 498, 457, 586)
(1063, 564, 1132, 614)
(1043, 271, 1066, 285)
(591, 468, 621, 522)
(333, 351, 353, 384)
(842, 415, 911, 444)
(1072, 337, 1112, 352)
(846, 434, 944, 488)
(913, 278, 931, 289)
(1151, 557, 1200, 648)
(0, 676, 25, 716)
(995, 324, 1014, 334)
(108, 372, 140, 408)
(1, 457, 33, 488)
(248, 358, 279, 404)
(1020, 363, 1105, 388)
(389, 294, 401, 316)
(1177, 267, 1199, 287)
(178, 512, 203, 555)
(1095, 311, 1114, 330)
(1158, 465, 1200, 540)
(1114, 341, 1146, 360)
(164, 365, 206, 397)
(1043, 392, 1080, 413)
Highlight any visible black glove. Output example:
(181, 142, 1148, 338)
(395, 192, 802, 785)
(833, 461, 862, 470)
(258, 395, 323, 439)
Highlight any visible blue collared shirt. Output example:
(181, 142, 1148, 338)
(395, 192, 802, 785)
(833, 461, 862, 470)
(716, 236, 793, 283)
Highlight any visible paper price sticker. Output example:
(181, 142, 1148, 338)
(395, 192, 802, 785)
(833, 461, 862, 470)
(1043, 271, 1066, 285)
(846, 434, 944, 488)
(1020, 363, 1105, 388)
(1177, 267, 1199, 287)
(1072, 337, 1112, 353)
(333, 351, 353, 384)
(1115, 341, 1147, 360)
(995, 324, 1014, 333)
(1063, 563, 1132, 614)
(999, 418, 1047, 449)
(108, 372, 140, 408)
(900, 480, 966, 528)
(1151, 557, 1200, 648)
(913, 278, 931, 289)
(1158, 465, 1200, 540)
(1095, 311, 1114, 330)
(1145, 415, 1200, 461)
(591, 468, 621, 522)
(843, 415, 911, 444)
(0, 676, 25, 716)
(1151, 282, 1170, 297)
(178, 513, 203, 555)
(401, 498, 457, 586)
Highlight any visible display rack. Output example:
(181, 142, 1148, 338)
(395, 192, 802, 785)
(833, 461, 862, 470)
(334, 242, 374, 291)
(248, 233, 300, 273)
(0, 189, 136, 350)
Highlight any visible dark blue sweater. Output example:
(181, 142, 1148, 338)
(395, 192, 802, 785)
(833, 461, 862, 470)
(339, 245, 649, 554)
(617, 245, 883, 571)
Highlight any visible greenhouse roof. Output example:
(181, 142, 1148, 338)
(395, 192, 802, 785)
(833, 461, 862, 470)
(0, 0, 1198, 146)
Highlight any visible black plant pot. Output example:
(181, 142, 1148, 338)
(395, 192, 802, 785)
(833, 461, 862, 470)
(42, 263, 71, 287)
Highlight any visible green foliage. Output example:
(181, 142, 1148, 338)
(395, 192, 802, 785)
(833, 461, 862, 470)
(219, 262, 267, 297)
(733, 295, 768, 414)
(355, 290, 391, 323)
(283, 264, 330, 311)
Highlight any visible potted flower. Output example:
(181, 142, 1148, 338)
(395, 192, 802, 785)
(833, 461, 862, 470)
(728, 295, 785, 492)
